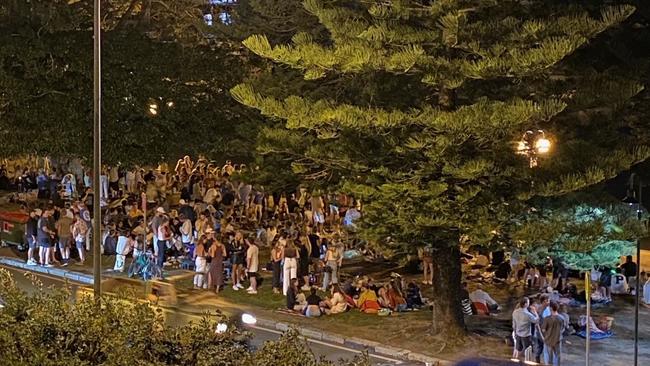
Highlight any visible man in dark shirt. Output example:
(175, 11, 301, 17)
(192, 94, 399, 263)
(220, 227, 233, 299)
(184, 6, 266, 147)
(620, 255, 638, 283)
(305, 287, 323, 317)
(25, 210, 39, 265)
(541, 301, 565, 365)
(37, 208, 56, 267)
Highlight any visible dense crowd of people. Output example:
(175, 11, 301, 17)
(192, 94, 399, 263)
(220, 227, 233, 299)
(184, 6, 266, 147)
(6, 157, 409, 312)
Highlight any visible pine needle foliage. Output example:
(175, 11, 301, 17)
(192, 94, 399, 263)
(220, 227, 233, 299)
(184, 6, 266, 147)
(233, 0, 648, 333)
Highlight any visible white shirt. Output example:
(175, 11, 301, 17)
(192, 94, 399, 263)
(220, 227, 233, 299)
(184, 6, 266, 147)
(116, 235, 131, 255)
(180, 220, 193, 243)
(246, 245, 259, 273)
(469, 289, 497, 306)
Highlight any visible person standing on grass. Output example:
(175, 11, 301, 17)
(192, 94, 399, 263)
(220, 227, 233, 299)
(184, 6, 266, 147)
(512, 296, 539, 360)
(113, 230, 132, 272)
(55, 209, 73, 266)
(282, 241, 299, 295)
(37, 208, 55, 267)
(72, 214, 88, 265)
(533, 294, 551, 363)
(298, 236, 311, 291)
(25, 210, 39, 266)
(541, 301, 565, 366)
(246, 239, 260, 295)
(418, 244, 434, 285)
(194, 235, 208, 289)
(179, 213, 193, 256)
(207, 229, 226, 293)
(270, 241, 283, 294)
(156, 216, 172, 269)
(322, 242, 342, 291)
(150, 207, 165, 259)
(230, 231, 247, 291)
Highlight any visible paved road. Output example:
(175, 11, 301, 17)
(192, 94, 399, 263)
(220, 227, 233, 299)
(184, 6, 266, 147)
(1, 266, 416, 365)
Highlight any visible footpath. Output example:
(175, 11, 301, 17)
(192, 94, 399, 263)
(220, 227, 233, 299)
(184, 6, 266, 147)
(0, 256, 450, 366)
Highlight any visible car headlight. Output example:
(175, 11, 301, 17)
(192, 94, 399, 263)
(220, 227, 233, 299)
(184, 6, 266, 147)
(241, 313, 257, 325)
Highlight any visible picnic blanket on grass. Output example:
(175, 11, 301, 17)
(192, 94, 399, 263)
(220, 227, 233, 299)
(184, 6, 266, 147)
(576, 329, 614, 340)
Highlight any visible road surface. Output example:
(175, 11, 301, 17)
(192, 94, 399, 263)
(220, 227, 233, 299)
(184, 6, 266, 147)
(1, 266, 417, 365)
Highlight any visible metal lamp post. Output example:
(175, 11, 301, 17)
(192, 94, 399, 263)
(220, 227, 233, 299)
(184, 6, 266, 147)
(622, 173, 643, 366)
(92, 0, 102, 300)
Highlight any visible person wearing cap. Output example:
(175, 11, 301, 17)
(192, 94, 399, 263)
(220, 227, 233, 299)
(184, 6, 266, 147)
(55, 209, 74, 266)
(150, 207, 165, 257)
(156, 215, 172, 269)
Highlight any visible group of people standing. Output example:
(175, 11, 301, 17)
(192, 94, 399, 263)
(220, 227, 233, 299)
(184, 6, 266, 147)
(511, 294, 569, 365)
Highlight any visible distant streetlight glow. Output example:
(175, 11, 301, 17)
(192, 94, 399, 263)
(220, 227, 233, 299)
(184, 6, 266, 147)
(148, 101, 159, 116)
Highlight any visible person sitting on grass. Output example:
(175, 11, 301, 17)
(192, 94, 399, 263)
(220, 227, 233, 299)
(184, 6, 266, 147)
(304, 287, 323, 317)
(469, 283, 500, 312)
(323, 285, 348, 315)
(286, 278, 306, 312)
(405, 281, 424, 309)
(378, 281, 407, 312)
(356, 282, 381, 314)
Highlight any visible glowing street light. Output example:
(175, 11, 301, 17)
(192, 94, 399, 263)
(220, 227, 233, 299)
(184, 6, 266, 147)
(148, 102, 158, 116)
(516, 129, 552, 168)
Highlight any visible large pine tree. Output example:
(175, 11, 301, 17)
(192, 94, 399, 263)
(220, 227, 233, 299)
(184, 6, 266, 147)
(232, 0, 649, 335)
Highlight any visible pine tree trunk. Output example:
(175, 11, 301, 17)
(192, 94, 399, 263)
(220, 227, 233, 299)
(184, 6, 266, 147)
(431, 245, 465, 338)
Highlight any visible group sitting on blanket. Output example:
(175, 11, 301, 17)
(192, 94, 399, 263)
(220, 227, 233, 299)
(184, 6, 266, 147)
(285, 275, 425, 317)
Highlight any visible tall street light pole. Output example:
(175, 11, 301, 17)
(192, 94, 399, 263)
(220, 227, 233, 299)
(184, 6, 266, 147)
(93, 0, 102, 300)
(622, 172, 644, 366)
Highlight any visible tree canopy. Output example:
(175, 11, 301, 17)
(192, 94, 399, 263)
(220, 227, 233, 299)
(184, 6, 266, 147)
(0, 0, 258, 166)
(232, 0, 650, 333)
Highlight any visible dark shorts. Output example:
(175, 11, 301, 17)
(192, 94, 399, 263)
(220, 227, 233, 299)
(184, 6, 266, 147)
(109, 181, 119, 192)
(515, 335, 532, 352)
(40, 241, 52, 248)
(26, 237, 37, 249)
(59, 237, 71, 249)
(247, 272, 258, 278)
(231, 254, 244, 265)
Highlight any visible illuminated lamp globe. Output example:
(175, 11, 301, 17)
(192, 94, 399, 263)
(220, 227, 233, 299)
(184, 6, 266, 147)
(535, 137, 551, 154)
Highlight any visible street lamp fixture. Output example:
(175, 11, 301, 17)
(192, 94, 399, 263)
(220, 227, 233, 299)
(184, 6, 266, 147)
(148, 102, 158, 116)
(516, 129, 552, 168)
(622, 172, 644, 366)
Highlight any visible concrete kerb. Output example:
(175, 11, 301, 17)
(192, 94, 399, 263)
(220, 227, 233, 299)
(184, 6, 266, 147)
(0, 256, 94, 285)
(0, 256, 452, 365)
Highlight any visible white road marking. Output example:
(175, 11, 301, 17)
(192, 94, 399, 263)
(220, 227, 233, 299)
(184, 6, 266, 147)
(249, 324, 404, 364)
